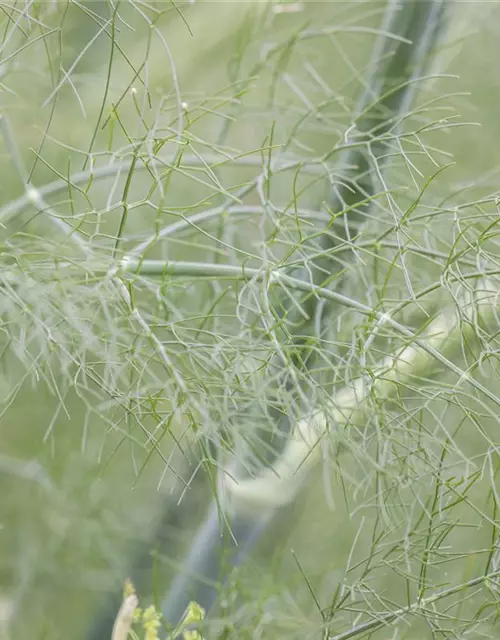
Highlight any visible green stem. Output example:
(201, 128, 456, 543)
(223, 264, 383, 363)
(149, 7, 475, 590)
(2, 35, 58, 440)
(158, 3, 454, 629)
(329, 568, 500, 640)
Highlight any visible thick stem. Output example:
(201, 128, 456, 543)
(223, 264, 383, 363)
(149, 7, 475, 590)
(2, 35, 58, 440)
(162, 502, 272, 630)
(159, 1, 452, 631)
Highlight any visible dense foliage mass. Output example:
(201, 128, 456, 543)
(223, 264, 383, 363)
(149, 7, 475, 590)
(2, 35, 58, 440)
(0, 2, 499, 639)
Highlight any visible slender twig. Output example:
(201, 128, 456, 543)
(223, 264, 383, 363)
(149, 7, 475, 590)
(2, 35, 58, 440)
(119, 255, 500, 432)
(329, 568, 500, 640)
(0, 115, 90, 254)
(0, 153, 335, 224)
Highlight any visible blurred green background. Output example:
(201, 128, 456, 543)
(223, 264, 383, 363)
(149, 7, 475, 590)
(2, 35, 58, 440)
(1, 2, 500, 639)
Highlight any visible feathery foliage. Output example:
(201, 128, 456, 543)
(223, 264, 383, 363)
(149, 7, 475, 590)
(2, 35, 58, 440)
(0, 2, 500, 639)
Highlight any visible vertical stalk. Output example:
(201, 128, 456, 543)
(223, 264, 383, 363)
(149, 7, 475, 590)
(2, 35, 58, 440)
(160, 0, 450, 632)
